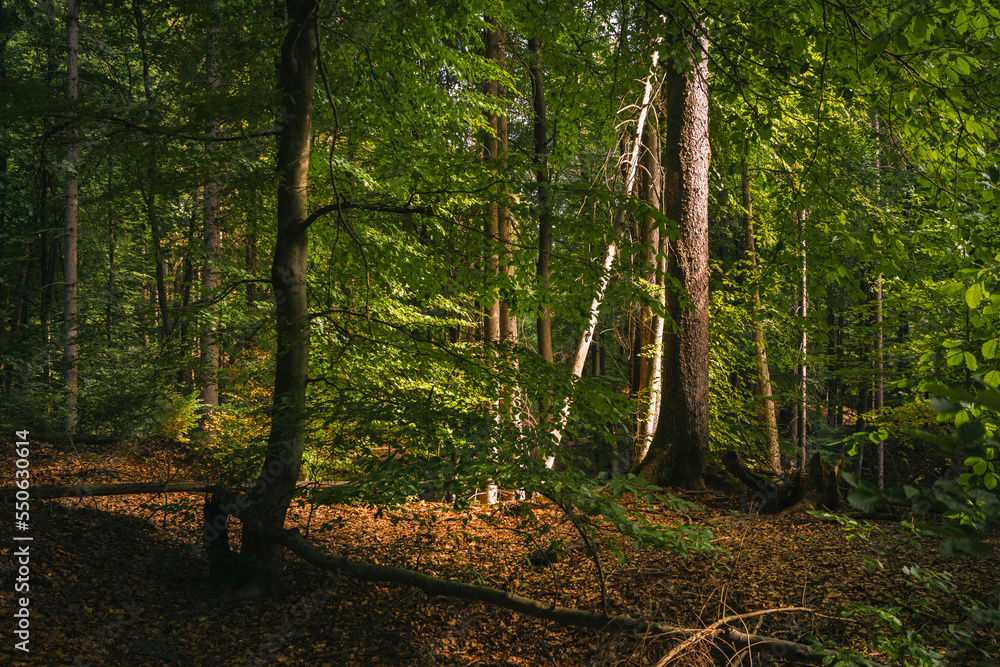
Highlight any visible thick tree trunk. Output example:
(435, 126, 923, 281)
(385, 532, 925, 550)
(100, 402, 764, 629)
(238, 0, 318, 596)
(637, 27, 711, 489)
(742, 160, 780, 472)
(63, 0, 80, 434)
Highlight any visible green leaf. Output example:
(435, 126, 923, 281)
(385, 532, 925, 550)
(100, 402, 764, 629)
(966, 283, 987, 309)
(965, 352, 979, 371)
(983, 339, 1000, 360)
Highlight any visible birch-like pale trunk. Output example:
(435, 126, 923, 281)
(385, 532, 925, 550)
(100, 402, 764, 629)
(545, 51, 661, 468)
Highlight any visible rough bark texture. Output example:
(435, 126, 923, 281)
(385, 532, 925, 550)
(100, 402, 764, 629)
(638, 28, 710, 489)
(63, 0, 80, 434)
(238, 0, 318, 596)
(742, 160, 780, 472)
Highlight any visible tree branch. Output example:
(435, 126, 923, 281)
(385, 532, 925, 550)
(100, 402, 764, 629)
(265, 527, 887, 666)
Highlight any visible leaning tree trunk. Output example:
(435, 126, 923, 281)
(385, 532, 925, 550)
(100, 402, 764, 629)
(636, 25, 711, 490)
(238, 0, 318, 596)
(63, 0, 80, 434)
(545, 47, 660, 468)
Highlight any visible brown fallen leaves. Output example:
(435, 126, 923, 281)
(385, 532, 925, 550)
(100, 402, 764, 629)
(1, 439, 998, 666)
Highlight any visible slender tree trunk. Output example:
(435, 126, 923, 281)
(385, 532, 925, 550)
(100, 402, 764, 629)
(63, 0, 80, 434)
(134, 0, 168, 339)
(200, 8, 226, 579)
(546, 48, 661, 468)
(201, 13, 222, 412)
(742, 160, 780, 472)
(632, 125, 662, 465)
(836, 315, 845, 426)
(872, 111, 885, 489)
(106, 149, 115, 341)
(529, 36, 552, 365)
(239, 0, 318, 596)
(825, 303, 836, 428)
(482, 22, 501, 350)
(145, 187, 170, 336)
(798, 210, 808, 471)
(637, 27, 711, 489)
(481, 19, 504, 505)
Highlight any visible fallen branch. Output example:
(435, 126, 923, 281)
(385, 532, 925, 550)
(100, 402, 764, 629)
(0, 480, 344, 502)
(652, 607, 809, 667)
(265, 526, 887, 666)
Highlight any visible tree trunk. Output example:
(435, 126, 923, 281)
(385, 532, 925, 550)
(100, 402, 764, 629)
(872, 111, 885, 489)
(637, 26, 711, 489)
(200, 13, 222, 413)
(528, 36, 552, 365)
(632, 125, 662, 466)
(544, 46, 661, 469)
(797, 209, 808, 471)
(63, 0, 80, 434)
(742, 159, 780, 472)
(200, 4, 226, 580)
(238, 0, 318, 596)
(482, 21, 501, 350)
(145, 186, 170, 337)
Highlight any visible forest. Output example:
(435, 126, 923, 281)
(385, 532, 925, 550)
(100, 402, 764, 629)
(1, 0, 1000, 664)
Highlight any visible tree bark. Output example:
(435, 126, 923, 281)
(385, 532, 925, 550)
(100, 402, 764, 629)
(637, 26, 711, 489)
(63, 0, 80, 434)
(632, 125, 662, 466)
(742, 160, 780, 472)
(238, 0, 318, 596)
(482, 22, 501, 350)
(200, 11, 222, 412)
(798, 209, 808, 470)
(528, 36, 552, 365)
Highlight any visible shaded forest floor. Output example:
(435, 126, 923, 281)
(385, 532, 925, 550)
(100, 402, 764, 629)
(2, 438, 999, 666)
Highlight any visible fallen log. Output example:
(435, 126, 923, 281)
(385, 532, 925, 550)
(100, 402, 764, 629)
(0, 480, 344, 502)
(263, 525, 887, 666)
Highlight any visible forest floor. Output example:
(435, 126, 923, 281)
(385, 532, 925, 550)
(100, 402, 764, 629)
(2, 438, 999, 667)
